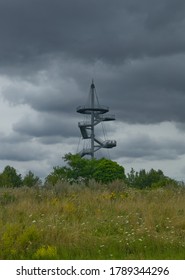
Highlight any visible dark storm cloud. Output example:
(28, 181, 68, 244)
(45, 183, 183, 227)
(99, 54, 185, 123)
(3, 53, 185, 125)
(0, 146, 43, 162)
(145, 0, 185, 30)
(13, 112, 78, 138)
(0, 0, 126, 64)
(1, 0, 185, 144)
(0, 136, 46, 162)
(0, 131, 29, 144)
(113, 133, 185, 161)
(0, 0, 185, 67)
(2, 69, 84, 114)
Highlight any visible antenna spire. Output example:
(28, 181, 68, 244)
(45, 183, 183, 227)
(91, 79, 95, 89)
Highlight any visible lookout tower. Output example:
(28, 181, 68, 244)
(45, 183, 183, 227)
(76, 81, 116, 158)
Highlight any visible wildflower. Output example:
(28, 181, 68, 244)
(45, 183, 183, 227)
(110, 192, 116, 200)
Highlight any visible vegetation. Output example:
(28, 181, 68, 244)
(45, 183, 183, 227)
(126, 168, 176, 189)
(0, 154, 181, 189)
(0, 183, 184, 260)
(22, 171, 41, 188)
(46, 154, 126, 185)
(0, 154, 184, 260)
(0, 166, 22, 188)
(0, 166, 41, 188)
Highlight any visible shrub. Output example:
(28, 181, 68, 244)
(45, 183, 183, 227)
(0, 224, 41, 259)
(33, 246, 58, 260)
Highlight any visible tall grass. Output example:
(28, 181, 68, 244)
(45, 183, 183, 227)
(0, 181, 185, 259)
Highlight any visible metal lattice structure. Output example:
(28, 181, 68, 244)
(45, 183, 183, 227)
(76, 81, 116, 158)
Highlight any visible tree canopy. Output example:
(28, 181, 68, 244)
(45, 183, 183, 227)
(22, 171, 41, 187)
(0, 166, 22, 188)
(45, 153, 126, 185)
(0, 166, 41, 188)
(0, 155, 181, 189)
(126, 168, 175, 189)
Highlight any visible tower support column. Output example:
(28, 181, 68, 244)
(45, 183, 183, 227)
(90, 82, 95, 159)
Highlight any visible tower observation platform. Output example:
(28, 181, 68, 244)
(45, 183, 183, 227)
(76, 81, 116, 158)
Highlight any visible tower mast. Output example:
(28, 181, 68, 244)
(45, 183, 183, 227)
(76, 81, 116, 158)
(90, 81, 95, 159)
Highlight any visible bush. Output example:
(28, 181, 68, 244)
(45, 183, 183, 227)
(33, 245, 59, 260)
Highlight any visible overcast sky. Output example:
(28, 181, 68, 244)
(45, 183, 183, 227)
(0, 0, 185, 181)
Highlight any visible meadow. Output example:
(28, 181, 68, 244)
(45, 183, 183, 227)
(0, 181, 185, 260)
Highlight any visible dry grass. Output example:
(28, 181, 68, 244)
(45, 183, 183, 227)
(0, 182, 185, 259)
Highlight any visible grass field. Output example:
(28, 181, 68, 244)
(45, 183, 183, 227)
(0, 181, 185, 260)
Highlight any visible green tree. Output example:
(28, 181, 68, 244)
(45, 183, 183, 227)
(93, 158, 126, 183)
(0, 166, 22, 188)
(23, 171, 42, 187)
(45, 153, 125, 185)
(45, 166, 69, 186)
(63, 153, 96, 181)
(126, 168, 172, 188)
